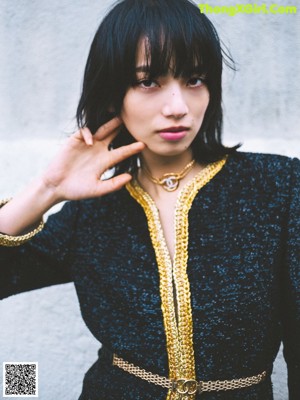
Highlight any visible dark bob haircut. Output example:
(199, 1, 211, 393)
(76, 0, 239, 173)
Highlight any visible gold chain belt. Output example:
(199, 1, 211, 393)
(113, 354, 267, 396)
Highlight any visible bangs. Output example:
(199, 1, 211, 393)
(135, 25, 219, 82)
(136, 31, 209, 79)
(114, 0, 223, 86)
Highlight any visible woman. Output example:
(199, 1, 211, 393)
(1, 0, 299, 399)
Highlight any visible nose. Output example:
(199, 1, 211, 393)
(161, 83, 189, 119)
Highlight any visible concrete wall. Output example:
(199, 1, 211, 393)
(0, 1, 299, 399)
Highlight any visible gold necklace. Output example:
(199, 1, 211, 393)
(142, 159, 196, 192)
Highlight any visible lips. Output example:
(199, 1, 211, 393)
(158, 126, 190, 141)
(158, 126, 190, 133)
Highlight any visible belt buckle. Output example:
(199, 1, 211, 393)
(172, 378, 202, 396)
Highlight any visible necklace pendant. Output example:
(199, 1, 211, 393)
(161, 175, 180, 192)
(142, 159, 196, 192)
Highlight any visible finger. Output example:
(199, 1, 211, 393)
(105, 142, 145, 169)
(80, 128, 94, 146)
(100, 128, 121, 147)
(72, 127, 93, 145)
(72, 129, 83, 140)
(97, 173, 133, 195)
(93, 117, 123, 141)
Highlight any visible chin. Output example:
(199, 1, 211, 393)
(147, 144, 193, 158)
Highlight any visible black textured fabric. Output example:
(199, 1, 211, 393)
(1, 152, 299, 399)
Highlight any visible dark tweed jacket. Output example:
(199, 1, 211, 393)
(1, 152, 299, 399)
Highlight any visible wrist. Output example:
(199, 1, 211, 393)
(0, 199, 44, 246)
(34, 176, 64, 207)
(0, 178, 63, 237)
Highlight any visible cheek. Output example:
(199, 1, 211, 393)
(120, 96, 130, 121)
(191, 92, 210, 130)
(196, 91, 210, 118)
(200, 89, 210, 110)
(121, 93, 138, 124)
(121, 92, 149, 136)
(120, 98, 141, 139)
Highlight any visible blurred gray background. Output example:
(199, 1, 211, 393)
(0, 0, 299, 399)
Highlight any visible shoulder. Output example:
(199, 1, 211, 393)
(226, 151, 299, 189)
(228, 150, 298, 173)
(213, 151, 300, 211)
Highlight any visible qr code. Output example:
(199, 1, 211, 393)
(3, 362, 38, 397)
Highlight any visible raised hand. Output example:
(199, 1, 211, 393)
(42, 117, 145, 202)
(0, 117, 145, 236)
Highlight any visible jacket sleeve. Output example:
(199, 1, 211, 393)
(0, 200, 79, 300)
(281, 157, 300, 399)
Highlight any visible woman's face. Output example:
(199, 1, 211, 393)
(120, 42, 210, 158)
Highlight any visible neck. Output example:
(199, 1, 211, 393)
(139, 149, 194, 177)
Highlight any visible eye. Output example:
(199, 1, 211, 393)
(136, 79, 159, 89)
(187, 77, 204, 87)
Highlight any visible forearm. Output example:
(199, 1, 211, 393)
(0, 178, 60, 236)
